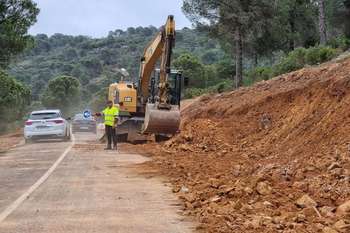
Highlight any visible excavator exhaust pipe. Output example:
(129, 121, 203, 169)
(142, 103, 180, 135)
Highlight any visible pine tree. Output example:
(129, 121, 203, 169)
(318, 0, 327, 44)
(183, 0, 274, 88)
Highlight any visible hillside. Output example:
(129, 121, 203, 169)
(138, 56, 350, 232)
(8, 27, 225, 102)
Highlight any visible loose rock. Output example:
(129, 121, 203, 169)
(256, 182, 272, 195)
(323, 226, 338, 233)
(336, 200, 350, 217)
(334, 220, 350, 232)
(296, 194, 317, 208)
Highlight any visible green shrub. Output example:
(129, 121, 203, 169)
(210, 79, 233, 93)
(216, 83, 227, 93)
(305, 47, 321, 65)
(327, 36, 350, 51)
(305, 46, 338, 65)
(273, 46, 338, 76)
(0, 70, 31, 133)
(273, 48, 307, 76)
(184, 79, 233, 98)
(241, 46, 339, 88)
(245, 67, 273, 86)
(184, 88, 209, 99)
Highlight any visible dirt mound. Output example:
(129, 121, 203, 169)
(0, 130, 23, 152)
(138, 57, 350, 232)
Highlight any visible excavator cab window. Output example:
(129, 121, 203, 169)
(184, 76, 189, 87)
(148, 74, 156, 104)
(167, 72, 182, 106)
(150, 70, 182, 106)
(148, 70, 183, 106)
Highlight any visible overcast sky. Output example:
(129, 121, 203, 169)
(29, 0, 192, 38)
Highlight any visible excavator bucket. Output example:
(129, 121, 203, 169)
(142, 103, 180, 134)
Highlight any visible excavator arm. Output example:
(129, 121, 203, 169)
(139, 15, 180, 135)
(139, 15, 175, 105)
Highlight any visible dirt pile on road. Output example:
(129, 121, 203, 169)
(140, 57, 350, 232)
(0, 130, 23, 152)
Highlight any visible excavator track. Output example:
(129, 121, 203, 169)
(142, 103, 180, 134)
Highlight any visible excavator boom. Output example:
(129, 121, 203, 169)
(139, 15, 180, 135)
(139, 15, 175, 104)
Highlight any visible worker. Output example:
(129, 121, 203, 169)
(96, 100, 119, 150)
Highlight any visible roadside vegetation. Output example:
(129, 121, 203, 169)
(244, 45, 343, 86)
(0, 0, 39, 133)
(0, 71, 31, 132)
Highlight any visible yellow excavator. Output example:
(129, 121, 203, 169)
(107, 15, 187, 142)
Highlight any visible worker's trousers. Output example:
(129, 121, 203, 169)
(105, 125, 117, 148)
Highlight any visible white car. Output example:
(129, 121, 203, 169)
(24, 110, 71, 143)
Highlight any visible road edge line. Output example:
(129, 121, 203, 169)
(0, 133, 75, 224)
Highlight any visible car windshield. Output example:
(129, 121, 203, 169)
(30, 112, 60, 120)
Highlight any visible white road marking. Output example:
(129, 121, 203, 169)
(0, 133, 75, 224)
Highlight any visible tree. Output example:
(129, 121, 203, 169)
(246, 25, 276, 66)
(41, 76, 81, 116)
(173, 53, 206, 88)
(31, 34, 51, 55)
(318, 0, 327, 44)
(31, 78, 46, 100)
(81, 57, 103, 77)
(201, 49, 222, 64)
(273, 0, 318, 50)
(183, 0, 274, 88)
(0, 0, 39, 68)
(127, 27, 136, 35)
(63, 48, 78, 60)
(215, 58, 235, 80)
(345, 0, 350, 38)
(0, 70, 30, 132)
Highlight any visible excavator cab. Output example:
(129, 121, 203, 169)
(149, 69, 184, 106)
(167, 71, 184, 106)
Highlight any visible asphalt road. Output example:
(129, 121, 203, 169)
(0, 132, 193, 233)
